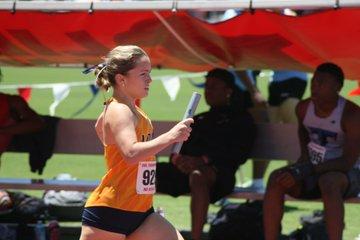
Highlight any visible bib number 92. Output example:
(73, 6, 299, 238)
(142, 169, 155, 186)
(136, 161, 156, 194)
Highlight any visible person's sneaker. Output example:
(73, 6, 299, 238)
(214, 197, 230, 207)
(234, 181, 265, 193)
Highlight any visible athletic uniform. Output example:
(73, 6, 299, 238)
(299, 96, 360, 198)
(82, 99, 156, 235)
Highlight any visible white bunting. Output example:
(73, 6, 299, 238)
(0, 72, 206, 90)
(161, 76, 180, 101)
(49, 84, 70, 116)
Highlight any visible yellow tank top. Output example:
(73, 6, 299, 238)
(85, 102, 155, 212)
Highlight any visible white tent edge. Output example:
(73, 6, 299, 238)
(0, 0, 359, 12)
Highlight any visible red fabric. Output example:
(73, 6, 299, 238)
(17, 87, 32, 101)
(0, 9, 360, 79)
(349, 81, 360, 96)
(349, 88, 360, 96)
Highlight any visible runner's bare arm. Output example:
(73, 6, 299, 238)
(107, 103, 192, 164)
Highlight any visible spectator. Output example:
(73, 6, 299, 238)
(157, 68, 256, 240)
(234, 69, 308, 191)
(232, 70, 268, 192)
(267, 70, 308, 125)
(263, 62, 360, 240)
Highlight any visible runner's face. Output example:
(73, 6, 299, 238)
(205, 77, 232, 107)
(310, 71, 341, 105)
(122, 56, 152, 99)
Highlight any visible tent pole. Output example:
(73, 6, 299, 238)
(0, 0, 360, 12)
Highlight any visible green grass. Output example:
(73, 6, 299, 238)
(1, 66, 359, 239)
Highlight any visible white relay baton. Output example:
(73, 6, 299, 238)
(171, 92, 201, 154)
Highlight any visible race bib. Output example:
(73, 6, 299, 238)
(136, 161, 156, 194)
(308, 142, 326, 165)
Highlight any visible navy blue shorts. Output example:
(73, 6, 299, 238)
(268, 77, 307, 106)
(82, 206, 154, 235)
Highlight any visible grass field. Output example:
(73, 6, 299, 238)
(1, 66, 359, 239)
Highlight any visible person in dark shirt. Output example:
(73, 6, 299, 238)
(156, 68, 256, 240)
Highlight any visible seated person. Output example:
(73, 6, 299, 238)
(157, 68, 256, 240)
(263, 63, 360, 240)
(231, 69, 268, 192)
(234, 69, 308, 192)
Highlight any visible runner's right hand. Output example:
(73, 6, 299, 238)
(167, 118, 193, 143)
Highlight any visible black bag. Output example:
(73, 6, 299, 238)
(0, 224, 17, 240)
(209, 200, 264, 240)
(288, 210, 328, 240)
(0, 192, 47, 223)
(0, 221, 59, 240)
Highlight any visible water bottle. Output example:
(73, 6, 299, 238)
(34, 220, 46, 240)
(156, 206, 165, 217)
(48, 220, 60, 240)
